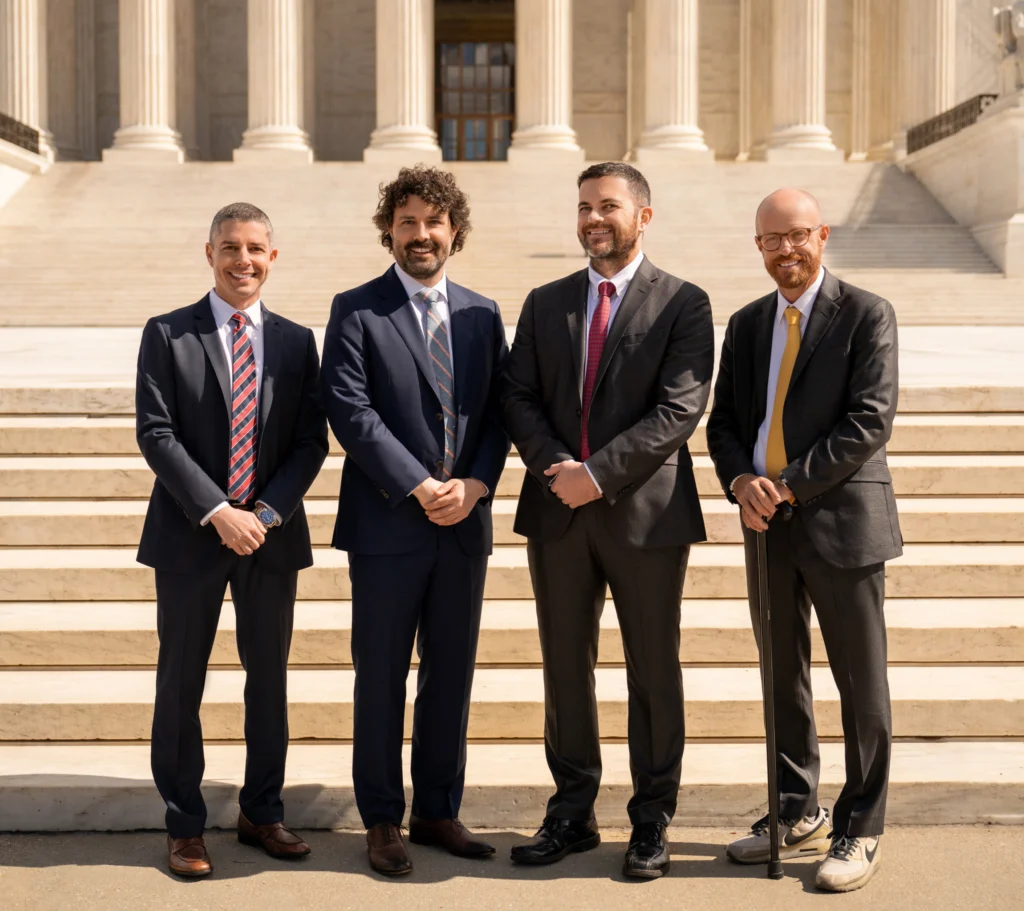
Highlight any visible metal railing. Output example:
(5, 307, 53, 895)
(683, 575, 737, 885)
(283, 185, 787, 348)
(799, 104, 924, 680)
(907, 94, 999, 154)
(0, 112, 40, 156)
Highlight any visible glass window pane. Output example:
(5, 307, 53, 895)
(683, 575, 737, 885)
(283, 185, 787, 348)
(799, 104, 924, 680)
(490, 43, 503, 66)
(475, 43, 488, 66)
(506, 43, 515, 65)
(446, 66, 460, 89)
(462, 67, 475, 90)
(440, 119, 457, 161)
(443, 92, 460, 115)
(462, 43, 474, 66)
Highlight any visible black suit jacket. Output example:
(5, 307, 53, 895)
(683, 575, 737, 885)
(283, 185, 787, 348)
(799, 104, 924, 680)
(136, 295, 329, 573)
(502, 256, 714, 548)
(706, 269, 903, 568)
(320, 266, 510, 556)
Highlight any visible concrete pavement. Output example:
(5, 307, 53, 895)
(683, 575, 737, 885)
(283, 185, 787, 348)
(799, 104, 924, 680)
(0, 827, 1020, 911)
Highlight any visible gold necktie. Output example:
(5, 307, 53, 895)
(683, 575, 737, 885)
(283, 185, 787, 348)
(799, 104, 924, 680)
(765, 306, 802, 479)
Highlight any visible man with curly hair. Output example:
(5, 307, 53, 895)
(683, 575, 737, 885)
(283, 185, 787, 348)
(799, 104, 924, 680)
(321, 166, 510, 875)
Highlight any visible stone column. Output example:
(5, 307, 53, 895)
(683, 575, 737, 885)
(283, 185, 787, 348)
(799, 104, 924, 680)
(508, 0, 582, 162)
(766, 0, 842, 160)
(77, 0, 97, 160)
(236, 0, 312, 162)
(736, 0, 753, 161)
(104, 0, 184, 162)
(363, 0, 440, 164)
(0, 0, 56, 160)
(635, 0, 712, 161)
(175, 0, 198, 160)
(848, 0, 870, 160)
(894, 0, 956, 157)
(48, 0, 80, 159)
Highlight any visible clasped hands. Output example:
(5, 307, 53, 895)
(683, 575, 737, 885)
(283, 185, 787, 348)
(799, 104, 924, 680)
(544, 460, 602, 509)
(211, 507, 266, 556)
(733, 474, 795, 532)
(412, 476, 487, 526)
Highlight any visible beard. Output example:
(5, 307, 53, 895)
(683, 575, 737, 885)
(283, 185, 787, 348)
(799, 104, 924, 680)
(766, 250, 819, 290)
(395, 239, 450, 280)
(578, 221, 641, 264)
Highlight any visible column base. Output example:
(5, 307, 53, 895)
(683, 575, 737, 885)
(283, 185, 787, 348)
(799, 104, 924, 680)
(508, 125, 583, 164)
(103, 125, 185, 164)
(364, 125, 442, 166)
(235, 126, 313, 163)
(766, 124, 843, 162)
(635, 125, 713, 163)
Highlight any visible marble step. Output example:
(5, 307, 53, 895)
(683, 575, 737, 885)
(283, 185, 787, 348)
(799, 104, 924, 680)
(2, 497, 1021, 547)
(0, 544, 1020, 601)
(4, 413, 1024, 455)
(1, 598, 1020, 668)
(1, 666, 1021, 741)
(3, 740, 1020, 830)
(1, 454, 1023, 499)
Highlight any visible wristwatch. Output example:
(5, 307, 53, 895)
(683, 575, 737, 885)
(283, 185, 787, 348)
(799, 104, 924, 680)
(254, 501, 278, 529)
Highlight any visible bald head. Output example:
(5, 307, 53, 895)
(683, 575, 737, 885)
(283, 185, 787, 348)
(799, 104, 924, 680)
(755, 188, 822, 234)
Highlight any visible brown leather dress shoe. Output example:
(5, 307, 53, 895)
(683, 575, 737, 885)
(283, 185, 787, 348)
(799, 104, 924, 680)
(167, 835, 212, 877)
(409, 816, 496, 858)
(237, 813, 311, 859)
(366, 822, 413, 875)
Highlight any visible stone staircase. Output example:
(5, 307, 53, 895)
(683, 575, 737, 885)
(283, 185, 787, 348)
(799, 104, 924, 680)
(1, 379, 1022, 830)
(0, 158, 1021, 831)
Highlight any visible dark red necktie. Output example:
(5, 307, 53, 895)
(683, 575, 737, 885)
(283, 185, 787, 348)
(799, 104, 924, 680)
(581, 280, 615, 460)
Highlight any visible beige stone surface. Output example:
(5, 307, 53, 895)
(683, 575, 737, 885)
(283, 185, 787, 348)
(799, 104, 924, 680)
(0, 665, 1020, 741)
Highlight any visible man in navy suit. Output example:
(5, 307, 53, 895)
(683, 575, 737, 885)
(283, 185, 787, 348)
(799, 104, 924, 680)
(321, 167, 509, 875)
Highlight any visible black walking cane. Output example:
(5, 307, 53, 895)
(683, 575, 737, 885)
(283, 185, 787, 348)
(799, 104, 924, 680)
(757, 503, 791, 881)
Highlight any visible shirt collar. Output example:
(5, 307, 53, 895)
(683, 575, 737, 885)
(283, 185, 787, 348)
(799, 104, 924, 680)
(394, 262, 449, 305)
(209, 288, 263, 329)
(588, 250, 645, 299)
(775, 267, 825, 324)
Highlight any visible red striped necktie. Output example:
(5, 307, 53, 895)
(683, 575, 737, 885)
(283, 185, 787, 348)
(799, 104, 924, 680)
(227, 311, 258, 504)
(581, 280, 615, 460)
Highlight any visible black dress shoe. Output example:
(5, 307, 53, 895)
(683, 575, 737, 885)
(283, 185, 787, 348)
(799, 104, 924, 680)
(623, 822, 670, 878)
(510, 816, 600, 865)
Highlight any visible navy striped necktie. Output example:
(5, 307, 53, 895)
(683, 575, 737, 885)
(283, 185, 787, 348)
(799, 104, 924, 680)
(417, 288, 455, 480)
(227, 311, 258, 503)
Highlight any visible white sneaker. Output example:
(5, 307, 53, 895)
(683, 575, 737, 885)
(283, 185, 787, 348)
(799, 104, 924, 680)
(725, 806, 832, 864)
(815, 834, 882, 892)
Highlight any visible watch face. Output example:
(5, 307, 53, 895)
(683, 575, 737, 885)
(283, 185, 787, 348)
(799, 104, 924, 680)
(257, 507, 275, 526)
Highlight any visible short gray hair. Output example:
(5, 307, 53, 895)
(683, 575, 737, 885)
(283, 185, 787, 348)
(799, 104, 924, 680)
(209, 202, 274, 245)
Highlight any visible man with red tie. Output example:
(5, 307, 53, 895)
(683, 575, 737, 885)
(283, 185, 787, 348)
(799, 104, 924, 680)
(502, 163, 715, 878)
(136, 203, 328, 876)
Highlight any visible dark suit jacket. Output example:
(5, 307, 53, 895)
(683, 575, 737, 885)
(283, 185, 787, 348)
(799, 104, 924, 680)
(706, 269, 903, 568)
(502, 256, 715, 548)
(320, 266, 510, 557)
(136, 295, 329, 574)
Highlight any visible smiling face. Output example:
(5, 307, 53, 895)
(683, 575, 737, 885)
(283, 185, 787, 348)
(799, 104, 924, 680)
(755, 189, 829, 301)
(577, 175, 652, 275)
(205, 220, 278, 309)
(390, 194, 458, 284)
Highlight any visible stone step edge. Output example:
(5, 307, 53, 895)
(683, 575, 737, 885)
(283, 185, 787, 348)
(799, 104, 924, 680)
(0, 742, 1019, 830)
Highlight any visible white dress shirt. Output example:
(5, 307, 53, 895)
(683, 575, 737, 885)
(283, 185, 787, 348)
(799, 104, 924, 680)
(393, 263, 489, 496)
(581, 251, 645, 493)
(751, 267, 825, 478)
(394, 263, 454, 374)
(201, 289, 277, 526)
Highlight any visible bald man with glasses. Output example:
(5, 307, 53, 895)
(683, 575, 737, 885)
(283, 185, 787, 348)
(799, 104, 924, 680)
(706, 189, 902, 893)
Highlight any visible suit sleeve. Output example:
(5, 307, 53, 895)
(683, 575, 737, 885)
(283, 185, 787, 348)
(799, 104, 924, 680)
(467, 301, 511, 497)
(502, 288, 575, 481)
(135, 317, 228, 526)
(782, 298, 899, 504)
(585, 285, 715, 506)
(706, 313, 757, 504)
(255, 328, 330, 522)
(320, 293, 431, 504)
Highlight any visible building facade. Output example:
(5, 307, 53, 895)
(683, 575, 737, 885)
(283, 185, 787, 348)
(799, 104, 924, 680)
(0, 0, 1005, 165)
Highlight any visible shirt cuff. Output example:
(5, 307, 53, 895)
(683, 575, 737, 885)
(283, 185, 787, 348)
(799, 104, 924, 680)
(729, 475, 748, 495)
(201, 501, 229, 526)
(584, 462, 603, 495)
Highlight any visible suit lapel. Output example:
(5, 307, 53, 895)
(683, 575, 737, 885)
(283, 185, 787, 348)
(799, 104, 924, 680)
(448, 280, 475, 460)
(789, 269, 840, 387)
(591, 256, 656, 397)
(381, 266, 441, 403)
(259, 304, 282, 435)
(564, 270, 589, 404)
(752, 291, 777, 430)
(195, 295, 232, 420)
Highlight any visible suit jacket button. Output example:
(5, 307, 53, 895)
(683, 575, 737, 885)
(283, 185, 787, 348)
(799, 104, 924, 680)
(575, 408, 582, 417)
(381, 489, 389, 499)
(436, 412, 443, 422)
(436, 460, 444, 470)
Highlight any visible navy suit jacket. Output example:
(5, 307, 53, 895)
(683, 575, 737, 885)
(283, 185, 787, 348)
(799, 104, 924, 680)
(321, 265, 510, 556)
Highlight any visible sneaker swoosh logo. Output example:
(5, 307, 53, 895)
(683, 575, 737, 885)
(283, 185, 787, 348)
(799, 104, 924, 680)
(784, 816, 827, 847)
(865, 842, 878, 864)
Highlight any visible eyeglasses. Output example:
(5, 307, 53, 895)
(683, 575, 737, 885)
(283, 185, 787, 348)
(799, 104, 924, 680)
(756, 225, 822, 252)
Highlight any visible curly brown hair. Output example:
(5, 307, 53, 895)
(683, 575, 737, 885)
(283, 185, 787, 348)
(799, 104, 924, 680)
(372, 166, 472, 254)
